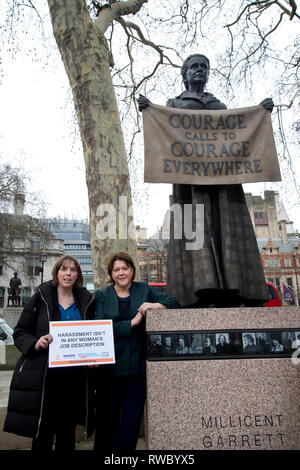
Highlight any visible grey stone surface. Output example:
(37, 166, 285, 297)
(145, 307, 300, 450)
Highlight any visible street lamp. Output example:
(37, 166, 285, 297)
(40, 253, 47, 284)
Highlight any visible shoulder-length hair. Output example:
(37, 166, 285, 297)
(52, 255, 84, 289)
(107, 252, 136, 284)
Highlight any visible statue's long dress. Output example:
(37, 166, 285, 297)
(166, 91, 268, 307)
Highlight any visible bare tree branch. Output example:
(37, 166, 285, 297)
(94, 0, 149, 33)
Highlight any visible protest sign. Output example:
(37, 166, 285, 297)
(143, 103, 281, 185)
(49, 320, 115, 368)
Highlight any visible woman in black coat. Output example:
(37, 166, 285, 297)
(3, 255, 95, 451)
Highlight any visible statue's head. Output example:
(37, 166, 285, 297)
(14, 272, 18, 276)
(181, 54, 210, 90)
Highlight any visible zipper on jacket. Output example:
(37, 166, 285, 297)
(35, 290, 94, 440)
(83, 295, 94, 321)
(35, 288, 50, 440)
(84, 294, 94, 439)
(18, 358, 27, 372)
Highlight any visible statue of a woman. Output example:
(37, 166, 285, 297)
(139, 54, 273, 307)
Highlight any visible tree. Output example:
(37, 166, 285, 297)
(1, 0, 299, 289)
(45, 1, 155, 288)
(45, 0, 300, 234)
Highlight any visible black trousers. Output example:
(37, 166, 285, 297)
(31, 368, 84, 451)
(31, 416, 76, 451)
(94, 372, 146, 452)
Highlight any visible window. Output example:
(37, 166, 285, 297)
(22, 287, 31, 306)
(265, 258, 278, 268)
(140, 265, 149, 283)
(85, 282, 94, 291)
(285, 258, 291, 267)
(76, 257, 92, 264)
(27, 259, 42, 277)
(287, 278, 294, 290)
(286, 278, 295, 304)
(275, 278, 281, 295)
(65, 244, 90, 251)
(149, 266, 157, 282)
(65, 250, 91, 255)
(254, 211, 268, 225)
(52, 232, 90, 241)
(30, 237, 41, 251)
(28, 266, 42, 276)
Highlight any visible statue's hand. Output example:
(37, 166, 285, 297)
(260, 98, 274, 113)
(138, 94, 150, 111)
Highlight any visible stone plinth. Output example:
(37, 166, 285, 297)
(1, 308, 22, 329)
(145, 307, 300, 450)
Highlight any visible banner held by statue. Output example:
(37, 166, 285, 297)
(143, 103, 281, 185)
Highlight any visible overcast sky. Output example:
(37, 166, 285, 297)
(0, 1, 299, 236)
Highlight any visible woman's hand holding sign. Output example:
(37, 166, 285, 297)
(35, 334, 53, 351)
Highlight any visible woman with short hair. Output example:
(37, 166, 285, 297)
(93, 252, 180, 451)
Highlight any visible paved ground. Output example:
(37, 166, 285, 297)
(0, 370, 146, 450)
(0, 370, 13, 407)
(76, 437, 146, 450)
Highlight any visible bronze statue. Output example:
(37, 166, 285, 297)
(8, 272, 22, 307)
(139, 54, 273, 307)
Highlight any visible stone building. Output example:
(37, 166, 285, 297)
(245, 191, 300, 306)
(245, 190, 296, 239)
(3, 190, 296, 310)
(138, 235, 167, 284)
(0, 199, 64, 314)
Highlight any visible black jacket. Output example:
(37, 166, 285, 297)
(95, 282, 180, 376)
(3, 280, 95, 439)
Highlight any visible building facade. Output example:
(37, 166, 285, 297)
(43, 219, 156, 290)
(137, 232, 168, 284)
(0, 213, 64, 311)
(43, 218, 94, 291)
(14, 190, 296, 307)
(245, 191, 300, 306)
